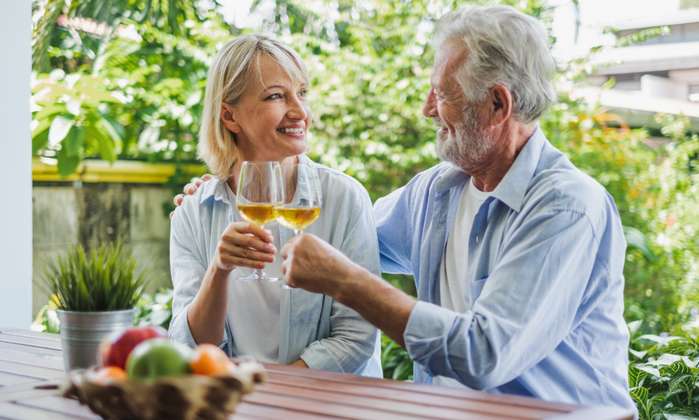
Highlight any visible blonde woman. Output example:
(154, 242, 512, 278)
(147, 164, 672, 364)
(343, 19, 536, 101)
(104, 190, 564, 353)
(168, 34, 382, 376)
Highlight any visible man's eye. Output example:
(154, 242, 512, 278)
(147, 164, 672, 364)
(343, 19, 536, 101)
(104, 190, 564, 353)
(266, 93, 283, 100)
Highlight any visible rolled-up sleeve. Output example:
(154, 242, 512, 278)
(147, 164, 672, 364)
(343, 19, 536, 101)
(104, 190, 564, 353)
(300, 184, 380, 373)
(375, 186, 414, 275)
(168, 201, 229, 351)
(404, 208, 599, 389)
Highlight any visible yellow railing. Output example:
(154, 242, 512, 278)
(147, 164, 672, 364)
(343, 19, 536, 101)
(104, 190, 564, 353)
(32, 158, 206, 184)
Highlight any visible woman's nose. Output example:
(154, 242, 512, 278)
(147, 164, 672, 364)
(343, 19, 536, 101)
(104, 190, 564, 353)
(287, 96, 308, 120)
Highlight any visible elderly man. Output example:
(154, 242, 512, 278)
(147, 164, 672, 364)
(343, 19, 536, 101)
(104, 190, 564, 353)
(280, 5, 635, 411)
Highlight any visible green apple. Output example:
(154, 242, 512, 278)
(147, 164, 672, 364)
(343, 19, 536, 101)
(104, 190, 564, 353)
(126, 338, 192, 380)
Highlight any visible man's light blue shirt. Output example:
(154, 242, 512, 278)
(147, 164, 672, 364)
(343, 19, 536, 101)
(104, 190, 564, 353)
(375, 128, 636, 411)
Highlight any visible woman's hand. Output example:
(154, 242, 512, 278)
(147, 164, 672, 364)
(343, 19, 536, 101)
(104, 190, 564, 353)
(215, 221, 276, 272)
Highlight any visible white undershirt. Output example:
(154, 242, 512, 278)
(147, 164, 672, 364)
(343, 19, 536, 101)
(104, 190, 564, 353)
(434, 178, 490, 388)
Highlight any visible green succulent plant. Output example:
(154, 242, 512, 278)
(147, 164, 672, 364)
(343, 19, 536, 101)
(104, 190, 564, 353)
(44, 242, 146, 311)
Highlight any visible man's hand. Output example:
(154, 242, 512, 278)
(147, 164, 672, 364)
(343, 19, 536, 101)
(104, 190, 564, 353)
(214, 221, 276, 272)
(280, 234, 360, 298)
(282, 233, 415, 346)
(173, 174, 213, 208)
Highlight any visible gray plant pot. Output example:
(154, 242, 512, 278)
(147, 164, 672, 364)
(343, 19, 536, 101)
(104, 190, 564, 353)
(57, 308, 136, 372)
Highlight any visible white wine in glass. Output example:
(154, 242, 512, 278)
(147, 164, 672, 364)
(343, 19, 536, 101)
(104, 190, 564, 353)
(275, 207, 321, 233)
(236, 161, 284, 282)
(276, 162, 322, 235)
(276, 162, 322, 288)
(238, 203, 278, 226)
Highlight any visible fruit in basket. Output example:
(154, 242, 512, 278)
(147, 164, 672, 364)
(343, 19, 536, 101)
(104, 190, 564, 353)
(101, 326, 167, 369)
(126, 338, 192, 379)
(65, 359, 268, 420)
(190, 343, 234, 376)
(86, 366, 127, 385)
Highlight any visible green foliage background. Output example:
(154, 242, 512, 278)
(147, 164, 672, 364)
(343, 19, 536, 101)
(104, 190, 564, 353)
(32, 0, 699, 416)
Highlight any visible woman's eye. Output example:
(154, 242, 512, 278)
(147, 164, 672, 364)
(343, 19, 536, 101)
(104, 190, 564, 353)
(298, 89, 308, 98)
(266, 93, 283, 100)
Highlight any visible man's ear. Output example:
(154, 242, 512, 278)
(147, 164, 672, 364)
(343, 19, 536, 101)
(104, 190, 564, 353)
(220, 103, 241, 134)
(489, 84, 512, 126)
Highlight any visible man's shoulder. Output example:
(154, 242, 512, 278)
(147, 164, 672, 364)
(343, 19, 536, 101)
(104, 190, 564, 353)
(526, 146, 613, 223)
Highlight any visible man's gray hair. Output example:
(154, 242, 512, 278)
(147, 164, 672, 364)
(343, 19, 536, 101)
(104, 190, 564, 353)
(433, 5, 556, 123)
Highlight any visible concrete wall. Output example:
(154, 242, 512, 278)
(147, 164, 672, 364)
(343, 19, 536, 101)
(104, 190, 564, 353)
(32, 183, 173, 316)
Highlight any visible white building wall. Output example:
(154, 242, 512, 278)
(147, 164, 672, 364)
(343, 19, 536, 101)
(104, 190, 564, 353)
(0, 2, 32, 328)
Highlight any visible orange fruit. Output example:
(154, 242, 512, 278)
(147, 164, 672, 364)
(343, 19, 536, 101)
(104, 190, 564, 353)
(88, 366, 127, 384)
(190, 344, 233, 376)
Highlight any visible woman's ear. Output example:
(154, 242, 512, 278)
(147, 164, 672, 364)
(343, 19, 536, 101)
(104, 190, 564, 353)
(488, 84, 512, 127)
(220, 103, 241, 134)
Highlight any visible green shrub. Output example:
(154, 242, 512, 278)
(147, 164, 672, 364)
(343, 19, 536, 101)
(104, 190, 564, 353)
(43, 242, 146, 311)
(628, 322, 699, 419)
(381, 335, 413, 381)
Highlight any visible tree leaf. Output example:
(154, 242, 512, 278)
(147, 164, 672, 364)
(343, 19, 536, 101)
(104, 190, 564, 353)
(630, 348, 648, 360)
(636, 365, 661, 378)
(623, 225, 656, 261)
(48, 116, 74, 147)
(97, 134, 117, 162)
(63, 127, 85, 157)
(56, 149, 80, 177)
(638, 335, 685, 346)
(32, 128, 50, 155)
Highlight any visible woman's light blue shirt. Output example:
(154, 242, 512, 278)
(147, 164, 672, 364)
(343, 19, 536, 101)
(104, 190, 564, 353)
(169, 156, 382, 377)
(375, 128, 636, 412)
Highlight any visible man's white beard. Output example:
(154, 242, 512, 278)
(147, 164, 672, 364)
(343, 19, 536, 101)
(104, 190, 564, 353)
(435, 109, 494, 171)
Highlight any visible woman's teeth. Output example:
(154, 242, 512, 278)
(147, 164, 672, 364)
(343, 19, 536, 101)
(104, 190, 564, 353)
(278, 127, 304, 135)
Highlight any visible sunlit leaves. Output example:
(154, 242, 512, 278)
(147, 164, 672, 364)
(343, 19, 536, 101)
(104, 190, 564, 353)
(630, 330, 699, 419)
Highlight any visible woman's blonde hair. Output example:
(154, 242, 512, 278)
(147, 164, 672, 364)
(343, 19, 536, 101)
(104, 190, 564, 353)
(198, 34, 309, 179)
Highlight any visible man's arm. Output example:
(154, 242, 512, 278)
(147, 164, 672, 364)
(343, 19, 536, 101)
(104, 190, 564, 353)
(337, 263, 416, 347)
(281, 234, 416, 346)
(283, 205, 603, 389)
(297, 184, 386, 373)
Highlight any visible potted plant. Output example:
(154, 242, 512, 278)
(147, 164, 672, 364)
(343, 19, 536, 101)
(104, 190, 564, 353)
(44, 242, 146, 372)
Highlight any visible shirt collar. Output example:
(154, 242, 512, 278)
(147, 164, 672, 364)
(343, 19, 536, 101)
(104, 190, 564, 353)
(434, 126, 546, 213)
(490, 126, 545, 212)
(200, 177, 233, 205)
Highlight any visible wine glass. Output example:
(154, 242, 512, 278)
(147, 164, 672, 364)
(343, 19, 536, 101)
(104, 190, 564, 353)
(276, 162, 322, 236)
(236, 161, 284, 282)
(275, 162, 322, 289)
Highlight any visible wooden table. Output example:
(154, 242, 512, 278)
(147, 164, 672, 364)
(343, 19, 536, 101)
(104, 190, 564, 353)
(0, 329, 633, 419)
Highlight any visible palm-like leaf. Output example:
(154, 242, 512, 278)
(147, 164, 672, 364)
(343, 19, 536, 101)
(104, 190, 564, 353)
(32, 0, 200, 72)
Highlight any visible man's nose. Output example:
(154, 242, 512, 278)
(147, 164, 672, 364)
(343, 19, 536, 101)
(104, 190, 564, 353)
(423, 88, 437, 118)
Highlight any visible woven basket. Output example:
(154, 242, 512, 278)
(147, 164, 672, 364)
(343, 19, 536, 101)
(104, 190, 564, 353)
(63, 359, 266, 420)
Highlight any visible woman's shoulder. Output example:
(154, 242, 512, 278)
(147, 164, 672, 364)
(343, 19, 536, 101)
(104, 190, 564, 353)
(311, 161, 369, 197)
(173, 177, 227, 221)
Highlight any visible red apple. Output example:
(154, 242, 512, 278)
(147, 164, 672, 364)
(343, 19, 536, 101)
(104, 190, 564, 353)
(100, 326, 167, 369)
